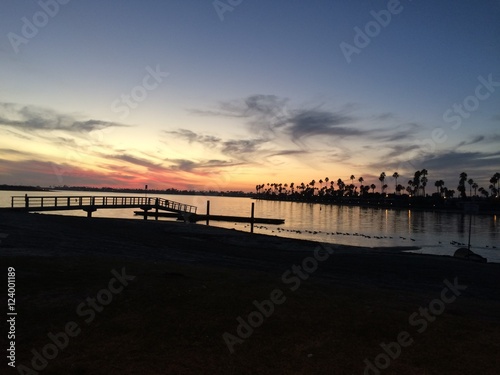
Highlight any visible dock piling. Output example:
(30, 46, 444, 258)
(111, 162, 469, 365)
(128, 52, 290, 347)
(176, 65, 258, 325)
(250, 202, 255, 233)
(206, 200, 210, 226)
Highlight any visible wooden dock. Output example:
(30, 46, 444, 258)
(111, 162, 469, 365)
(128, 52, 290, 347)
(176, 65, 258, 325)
(7, 195, 197, 218)
(6, 196, 285, 231)
(134, 211, 284, 224)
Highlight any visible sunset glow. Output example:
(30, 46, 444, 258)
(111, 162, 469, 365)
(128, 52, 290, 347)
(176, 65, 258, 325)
(1, 1, 499, 191)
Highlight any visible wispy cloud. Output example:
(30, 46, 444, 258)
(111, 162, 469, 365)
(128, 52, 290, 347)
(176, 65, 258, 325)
(163, 129, 221, 147)
(0, 128, 32, 140)
(371, 122, 424, 143)
(267, 150, 309, 157)
(422, 151, 500, 172)
(0, 102, 129, 133)
(286, 109, 357, 142)
(190, 95, 287, 132)
(220, 139, 267, 157)
(456, 135, 485, 148)
(178, 95, 444, 175)
(187, 95, 427, 149)
(168, 159, 244, 172)
(110, 153, 164, 172)
(184, 95, 367, 158)
(0, 148, 34, 157)
(371, 112, 398, 122)
(368, 149, 500, 185)
(163, 127, 271, 162)
(382, 144, 422, 159)
(0, 158, 137, 187)
(189, 94, 288, 120)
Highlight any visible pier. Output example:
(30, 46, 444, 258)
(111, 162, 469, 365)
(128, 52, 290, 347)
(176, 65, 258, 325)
(8, 195, 197, 219)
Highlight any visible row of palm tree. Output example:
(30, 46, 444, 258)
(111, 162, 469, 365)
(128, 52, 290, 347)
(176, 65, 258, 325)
(255, 171, 500, 199)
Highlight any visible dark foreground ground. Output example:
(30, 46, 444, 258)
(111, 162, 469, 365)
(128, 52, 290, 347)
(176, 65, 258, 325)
(1, 211, 499, 375)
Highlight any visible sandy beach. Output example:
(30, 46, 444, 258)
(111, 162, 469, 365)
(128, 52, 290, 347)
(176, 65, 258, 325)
(1, 211, 499, 375)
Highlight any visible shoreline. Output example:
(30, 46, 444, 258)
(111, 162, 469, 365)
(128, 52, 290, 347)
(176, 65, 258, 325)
(2, 210, 497, 263)
(0, 211, 497, 267)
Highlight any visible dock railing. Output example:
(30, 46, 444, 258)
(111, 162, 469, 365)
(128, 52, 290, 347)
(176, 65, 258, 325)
(10, 195, 197, 214)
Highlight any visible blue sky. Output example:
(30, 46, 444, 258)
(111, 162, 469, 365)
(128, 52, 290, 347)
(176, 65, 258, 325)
(1, 0, 499, 191)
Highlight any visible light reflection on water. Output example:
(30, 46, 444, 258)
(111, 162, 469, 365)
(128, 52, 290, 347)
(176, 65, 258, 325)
(1, 191, 498, 262)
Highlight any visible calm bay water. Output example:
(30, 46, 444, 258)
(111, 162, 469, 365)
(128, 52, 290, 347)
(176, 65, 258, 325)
(1, 190, 499, 262)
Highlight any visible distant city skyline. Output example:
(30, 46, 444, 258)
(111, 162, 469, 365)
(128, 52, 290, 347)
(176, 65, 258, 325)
(1, 1, 499, 191)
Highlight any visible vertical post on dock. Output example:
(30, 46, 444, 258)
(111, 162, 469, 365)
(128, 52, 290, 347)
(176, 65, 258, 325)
(467, 213, 472, 250)
(250, 202, 255, 233)
(206, 200, 210, 226)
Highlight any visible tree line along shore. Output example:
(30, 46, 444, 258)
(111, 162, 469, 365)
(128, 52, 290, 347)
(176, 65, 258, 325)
(254, 170, 500, 214)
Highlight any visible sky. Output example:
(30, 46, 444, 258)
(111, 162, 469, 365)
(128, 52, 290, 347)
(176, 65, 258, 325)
(1, 0, 499, 192)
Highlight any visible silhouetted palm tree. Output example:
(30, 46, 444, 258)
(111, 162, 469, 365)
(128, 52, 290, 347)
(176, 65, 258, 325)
(446, 189, 456, 198)
(472, 182, 478, 197)
(467, 178, 474, 197)
(421, 176, 428, 196)
(458, 172, 468, 199)
(379, 172, 386, 193)
(370, 184, 376, 193)
(412, 171, 422, 196)
(310, 180, 316, 195)
(392, 172, 399, 194)
(337, 179, 345, 197)
(435, 180, 445, 196)
(420, 169, 428, 196)
(489, 184, 497, 197)
(491, 173, 500, 197)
